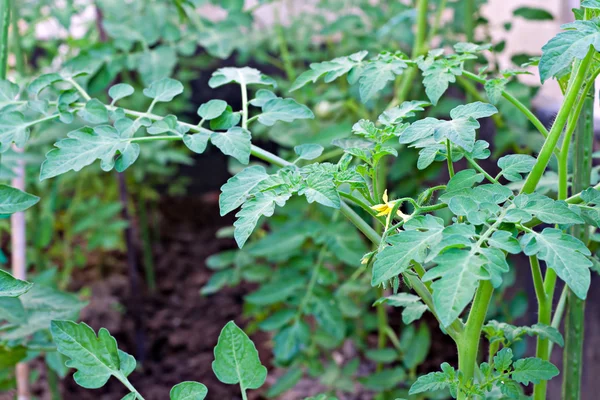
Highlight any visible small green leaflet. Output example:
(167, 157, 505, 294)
(0, 184, 40, 214)
(374, 293, 428, 324)
(511, 193, 583, 224)
(521, 228, 592, 299)
(511, 357, 559, 385)
(290, 51, 367, 91)
(256, 98, 314, 126)
(197, 100, 228, 120)
(212, 321, 267, 392)
(378, 100, 429, 125)
(356, 53, 407, 102)
(409, 362, 457, 395)
(539, 20, 600, 82)
(294, 144, 324, 161)
(372, 215, 444, 286)
(494, 347, 514, 372)
(28, 73, 63, 97)
(298, 166, 341, 208)
(484, 78, 506, 105)
(208, 67, 276, 88)
(400, 102, 497, 152)
(497, 154, 536, 181)
(0, 79, 19, 105)
(50, 321, 136, 389)
(0, 270, 32, 297)
(40, 125, 140, 180)
(108, 83, 134, 105)
(418, 57, 461, 105)
(273, 320, 310, 362)
(210, 127, 251, 164)
(79, 99, 109, 124)
(234, 191, 291, 248)
(265, 367, 303, 398)
(513, 7, 554, 21)
(170, 381, 208, 400)
(220, 166, 270, 216)
(143, 78, 184, 102)
(0, 111, 32, 152)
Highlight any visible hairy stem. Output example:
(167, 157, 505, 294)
(562, 80, 594, 400)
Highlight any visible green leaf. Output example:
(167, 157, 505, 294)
(488, 231, 521, 254)
(439, 169, 484, 202)
(79, 99, 109, 124)
(418, 58, 462, 105)
(422, 248, 490, 327)
(493, 347, 513, 372)
(209, 67, 276, 88)
(290, 51, 367, 91)
(234, 191, 292, 248)
(0, 345, 27, 369)
(0, 79, 20, 105)
(197, 100, 228, 120)
(50, 320, 136, 389)
(0, 184, 40, 214)
(294, 143, 324, 160)
(309, 294, 346, 340)
(528, 323, 564, 347)
(256, 98, 314, 126)
(539, 20, 600, 82)
(170, 381, 208, 400)
(0, 111, 31, 152)
(108, 84, 134, 105)
(582, 0, 600, 9)
(273, 321, 310, 362)
(298, 166, 340, 208)
(0, 269, 32, 297)
(258, 309, 296, 331)
(246, 279, 303, 306)
(142, 78, 184, 102)
(358, 367, 406, 391)
(40, 126, 140, 180)
(364, 348, 398, 363)
(513, 194, 583, 224)
(220, 166, 269, 216)
(28, 73, 63, 96)
(212, 321, 267, 391)
(210, 106, 241, 130)
(521, 228, 592, 299)
(211, 127, 251, 164)
(266, 367, 303, 398)
(409, 363, 456, 394)
(356, 55, 407, 102)
(183, 131, 211, 154)
(513, 7, 554, 21)
(511, 357, 559, 385)
(372, 215, 444, 286)
(498, 154, 537, 182)
(484, 78, 506, 105)
(378, 100, 429, 125)
(249, 89, 278, 107)
(400, 102, 497, 151)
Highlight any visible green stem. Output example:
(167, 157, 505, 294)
(11, 0, 24, 76)
(464, 0, 475, 43)
(466, 156, 498, 184)
(390, 0, 428, 108)
(0, 0, 10, 79)
(562, 79, 594, 400)
(461, 71, 550, 141)
(457, 280, 494, 399)
(445, 139, 455, 178)
(520, 47, 594, 195)
(239, 73, 249, 129)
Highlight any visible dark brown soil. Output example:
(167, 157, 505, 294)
(57, 194, 270, 400)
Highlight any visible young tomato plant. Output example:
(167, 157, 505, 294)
(2, 0, 600, 399)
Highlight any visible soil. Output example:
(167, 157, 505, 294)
(56, 194, 271, 400)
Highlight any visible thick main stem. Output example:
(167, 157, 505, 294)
(457, 280, 494, 399)
(562, 82, 594, 400)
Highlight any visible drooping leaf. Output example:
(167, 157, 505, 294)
(0, 111, 32, 152)
(290, 51, 368, 91)
(170, 381, 208, 400)
(50, 321, 136, 389)
(409, 362, 456, 394)
(513, 7, 554, 21)
(356, 55, 407, 102)
(298, 166, 341, 208)
(378, 100, 429, 125)
(234, 191, 292, 248)
(212, 321, 267, 391)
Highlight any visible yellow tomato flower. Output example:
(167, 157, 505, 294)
(370, 190, 407, 226)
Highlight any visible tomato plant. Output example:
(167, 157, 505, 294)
(1, 0, 599, 399)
